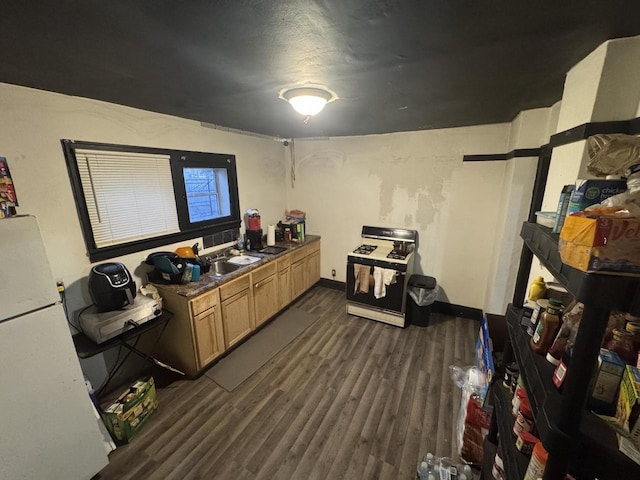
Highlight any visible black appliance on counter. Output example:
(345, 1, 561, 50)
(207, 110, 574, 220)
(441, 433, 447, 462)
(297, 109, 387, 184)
(245, 209, 264, 251)
(246, 229, 264, 251)
(88, 262, 136, 312)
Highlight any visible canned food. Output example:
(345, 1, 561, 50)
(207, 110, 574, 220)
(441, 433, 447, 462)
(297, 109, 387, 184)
(513, 397, 535, 437)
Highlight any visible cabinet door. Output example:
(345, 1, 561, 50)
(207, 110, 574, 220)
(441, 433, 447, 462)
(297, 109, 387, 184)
(192, 304, 224, 368)
(253, 273, 279, 327)
(190, 288, 224, 369)
(291, 259, 307, 300)
(221, 289, 253, 349)
(306, 249, 321, 289)
(278, 266, 292, 309)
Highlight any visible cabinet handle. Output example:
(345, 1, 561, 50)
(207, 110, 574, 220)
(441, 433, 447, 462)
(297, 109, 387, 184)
(255, 277, 273, 289)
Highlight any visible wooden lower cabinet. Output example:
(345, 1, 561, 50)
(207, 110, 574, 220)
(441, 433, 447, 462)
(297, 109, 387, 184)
(191, 290, 224, 367)
(306, 243, 321, 289)
(277, 254, 292, 309)
(220, 275, 254, 349)
(252, 263, 279, 327)
(148, 285, 224, 377)
(291, 245, 308, 300)
(149, 238, 321, 376)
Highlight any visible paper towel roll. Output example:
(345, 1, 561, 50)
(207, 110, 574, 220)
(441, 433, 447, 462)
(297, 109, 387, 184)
(267, 224, 276, 246)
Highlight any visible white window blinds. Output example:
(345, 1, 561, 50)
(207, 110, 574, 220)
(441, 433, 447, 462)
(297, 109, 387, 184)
(75, 149, 179, 248)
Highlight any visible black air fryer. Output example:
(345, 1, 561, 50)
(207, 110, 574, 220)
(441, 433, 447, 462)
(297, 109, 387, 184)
(88, 262, 136, 312)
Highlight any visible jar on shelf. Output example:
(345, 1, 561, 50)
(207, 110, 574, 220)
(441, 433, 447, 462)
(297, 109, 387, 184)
(513, 396, 535, 437)
(625, 320, 640, 352)
(524, 441, 548, 480)
(531, 298, 563, 356)
(502, 362, 519, 394)
(512, 383, 527, 417)
(605, 328, 637, 365)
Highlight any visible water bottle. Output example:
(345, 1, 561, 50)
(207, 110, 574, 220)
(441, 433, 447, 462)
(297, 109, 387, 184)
(417, 453, 439, 480)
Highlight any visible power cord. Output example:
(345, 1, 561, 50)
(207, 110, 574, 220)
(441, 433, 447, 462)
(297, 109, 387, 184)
(58, 282, 83, 334)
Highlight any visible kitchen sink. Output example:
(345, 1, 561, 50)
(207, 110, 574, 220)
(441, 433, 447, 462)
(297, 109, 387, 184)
(226, 254, 262, 266)
(208, 259, 242, 276)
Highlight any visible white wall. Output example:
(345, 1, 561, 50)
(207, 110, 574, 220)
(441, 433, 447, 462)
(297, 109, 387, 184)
(0, 83, 287, 382)
(287, 124, 513, 309)
(484, 108, 553, 314)
(528, 35, 640, 299)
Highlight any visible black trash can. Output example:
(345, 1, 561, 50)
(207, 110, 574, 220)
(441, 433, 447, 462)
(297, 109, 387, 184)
(407, 274, 437, 327)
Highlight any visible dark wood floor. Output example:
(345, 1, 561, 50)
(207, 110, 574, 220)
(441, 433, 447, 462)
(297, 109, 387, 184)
(96, 285, 478, 480)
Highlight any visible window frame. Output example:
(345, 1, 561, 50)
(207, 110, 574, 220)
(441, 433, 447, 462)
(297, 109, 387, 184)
(62, 139, 241, 262)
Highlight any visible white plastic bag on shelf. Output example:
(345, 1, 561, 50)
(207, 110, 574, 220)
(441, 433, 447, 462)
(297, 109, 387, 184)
(450, 365, 492, 466)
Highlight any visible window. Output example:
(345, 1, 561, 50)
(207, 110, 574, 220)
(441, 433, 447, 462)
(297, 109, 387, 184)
(62, 140, 241, 262)
(184, 167, 229, 223)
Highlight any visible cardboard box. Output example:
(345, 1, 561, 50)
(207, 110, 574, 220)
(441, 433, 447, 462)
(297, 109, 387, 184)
(588, 349, 625, 416)
(559, 212, 640, 274)
(616, 365, 640, 449)
(566, 179, 626, 216)
(101, 376, 158, 444)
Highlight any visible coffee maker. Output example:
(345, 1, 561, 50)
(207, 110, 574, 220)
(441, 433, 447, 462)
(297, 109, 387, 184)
(245, 209, 264, 251)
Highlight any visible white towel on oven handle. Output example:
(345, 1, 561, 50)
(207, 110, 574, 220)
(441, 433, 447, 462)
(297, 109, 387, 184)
(373, 267, 397, 299)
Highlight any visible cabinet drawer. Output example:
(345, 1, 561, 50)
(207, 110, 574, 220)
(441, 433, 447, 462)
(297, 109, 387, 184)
(290, 245, 308, 264)
(251, 262, 277, 285)
(306, 240, 320, 254)
(277, 254, 291, 270)
(220, 274, 251, 301)
(190, 288, 220, 317)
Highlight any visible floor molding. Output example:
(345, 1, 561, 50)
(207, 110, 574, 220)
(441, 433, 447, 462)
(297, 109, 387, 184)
(318, 278, 345, 290)
(320, 278, 482, 321)
(432, 300, 483, 321)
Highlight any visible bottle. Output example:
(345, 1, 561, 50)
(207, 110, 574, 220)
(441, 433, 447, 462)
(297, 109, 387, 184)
(513, 396, 534, 437)
(528, 276, 547, 302)
(625, 319, 640, 352)
(524, 441, 548, 480)
(530, 299, 562, 356)
(416, 453, 438, 480)
(605, 328, 637, 365)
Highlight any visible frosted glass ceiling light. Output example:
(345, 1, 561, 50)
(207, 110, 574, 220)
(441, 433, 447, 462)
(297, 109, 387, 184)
(280, 86, 335, 117)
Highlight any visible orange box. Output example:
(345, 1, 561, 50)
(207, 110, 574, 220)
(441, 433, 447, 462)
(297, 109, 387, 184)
(559, 211, 640, 274)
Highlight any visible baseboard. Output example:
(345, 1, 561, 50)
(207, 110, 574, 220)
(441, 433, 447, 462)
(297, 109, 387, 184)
(317, 279, 482, 321)
(432, 300, 483, 321)
(318, 278, 345, 291)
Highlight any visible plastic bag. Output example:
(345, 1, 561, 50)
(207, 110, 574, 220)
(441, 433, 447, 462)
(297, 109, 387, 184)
(409, 283, 439, 306)
(587, 134, 640, 177)
(450, 365, 492, 465)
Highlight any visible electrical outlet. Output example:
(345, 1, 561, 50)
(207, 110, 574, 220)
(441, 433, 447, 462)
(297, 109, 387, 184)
(331, 268, 336, 277)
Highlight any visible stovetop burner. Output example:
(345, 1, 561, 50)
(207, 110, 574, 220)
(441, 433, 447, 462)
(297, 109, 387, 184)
(386, 251, 408, 260)
(353, 244, 378, 255)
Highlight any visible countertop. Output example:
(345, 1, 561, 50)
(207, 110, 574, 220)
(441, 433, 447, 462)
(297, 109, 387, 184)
(150, 235, 320, 298)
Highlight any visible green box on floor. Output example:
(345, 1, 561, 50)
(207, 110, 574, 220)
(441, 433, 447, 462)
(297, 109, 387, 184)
(101, 376, 158, 444)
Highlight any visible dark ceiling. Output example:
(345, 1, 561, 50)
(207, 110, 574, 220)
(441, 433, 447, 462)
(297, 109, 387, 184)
(3, 1, 640, 139)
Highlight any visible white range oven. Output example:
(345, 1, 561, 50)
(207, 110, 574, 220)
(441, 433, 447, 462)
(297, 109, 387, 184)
(346, 226, 417, 327)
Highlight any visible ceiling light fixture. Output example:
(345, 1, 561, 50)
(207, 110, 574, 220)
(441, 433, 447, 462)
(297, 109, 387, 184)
(279, 86, 336, 120)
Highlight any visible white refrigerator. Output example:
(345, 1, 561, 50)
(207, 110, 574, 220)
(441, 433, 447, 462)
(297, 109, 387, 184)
(0, 215, 109, 480)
